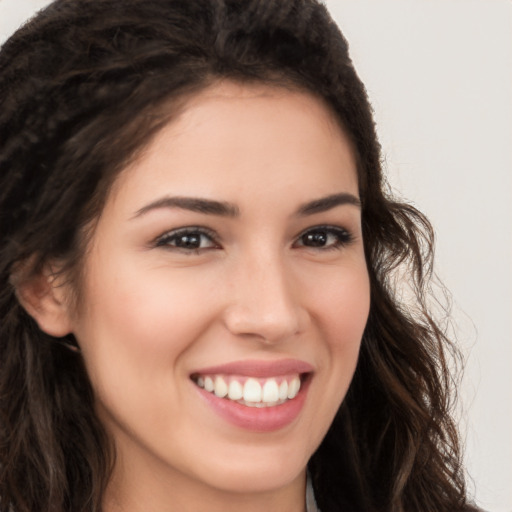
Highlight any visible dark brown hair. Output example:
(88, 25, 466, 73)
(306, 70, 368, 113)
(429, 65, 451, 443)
(0, 1, 469, 511)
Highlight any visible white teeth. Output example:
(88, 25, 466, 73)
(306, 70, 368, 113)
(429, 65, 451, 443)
(204, 376, 214, 392)
(262, 379, 279, 403)
(278, 380, 288, 401)
(195, 374, 304, 406)
(243, 378, 262, 402)
(287, 376, 301, 399)
(228, 380, 243, 400)
(214, 376, 228, 398)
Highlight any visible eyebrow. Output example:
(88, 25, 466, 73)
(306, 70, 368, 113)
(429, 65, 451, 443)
(132, 192, 360, 219)
(297, 192, 361, 215)
(132, 196, 240, 218)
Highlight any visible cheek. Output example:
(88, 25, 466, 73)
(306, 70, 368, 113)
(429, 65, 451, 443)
(74, 259, 220, 402)
(332, 271, 369, 369)
(308, 259, 370, 389)
(329, 279, 369, 357)
(295, 260, 369, 448)
(306, 258, 370, 351)
(73, 266, 224, 443)
(87, 260, 214, 344)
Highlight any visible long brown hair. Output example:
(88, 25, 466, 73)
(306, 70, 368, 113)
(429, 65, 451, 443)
(0, 1, 468, 510)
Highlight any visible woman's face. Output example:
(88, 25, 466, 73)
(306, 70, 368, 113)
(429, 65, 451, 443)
(67, 82, 370, 503)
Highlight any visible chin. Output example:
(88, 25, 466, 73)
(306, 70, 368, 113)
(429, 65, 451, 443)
(184, 435, 311, 494)
(198, 457, 306, 495)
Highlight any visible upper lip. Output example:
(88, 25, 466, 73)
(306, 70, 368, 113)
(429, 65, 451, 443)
(191, 358, 314, 378)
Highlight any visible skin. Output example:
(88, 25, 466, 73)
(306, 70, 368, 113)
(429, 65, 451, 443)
(43, 82, 371, 511)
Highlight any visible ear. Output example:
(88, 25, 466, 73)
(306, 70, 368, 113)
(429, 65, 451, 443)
(14, 264, 74, 338)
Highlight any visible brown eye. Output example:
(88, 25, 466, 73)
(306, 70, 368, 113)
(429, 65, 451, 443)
(295, 226, 353, 250)
(173, 233, 203, 249)
(301, 231, 329, 247)
(156, 228, 219, 251)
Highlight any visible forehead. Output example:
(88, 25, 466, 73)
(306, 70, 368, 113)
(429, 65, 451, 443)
(107, 81, 359, 214)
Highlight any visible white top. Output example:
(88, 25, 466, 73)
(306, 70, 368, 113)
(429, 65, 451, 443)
(306, 472, 320, 512)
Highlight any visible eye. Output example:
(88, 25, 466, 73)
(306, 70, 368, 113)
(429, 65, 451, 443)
(294, 225, 353, 250)
(155, 227, 219, 252)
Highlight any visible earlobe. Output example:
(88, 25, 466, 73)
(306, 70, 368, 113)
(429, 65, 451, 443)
(13, 264, 74, 338)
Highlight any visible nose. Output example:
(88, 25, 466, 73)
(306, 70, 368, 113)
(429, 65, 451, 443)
(222, 251, 306, 344)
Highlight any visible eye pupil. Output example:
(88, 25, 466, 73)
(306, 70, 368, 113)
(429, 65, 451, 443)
(176, 234, 201, 248)
(303, 231, 327, 247)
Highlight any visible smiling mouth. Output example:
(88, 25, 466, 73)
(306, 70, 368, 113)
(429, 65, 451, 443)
(191, 373, 308, 408)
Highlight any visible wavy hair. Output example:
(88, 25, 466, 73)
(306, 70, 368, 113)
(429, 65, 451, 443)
(0, 1, 469, 511)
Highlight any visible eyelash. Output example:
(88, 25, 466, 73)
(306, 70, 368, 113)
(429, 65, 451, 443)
(154, 225, 354, 253)
(155, 226, 220, 253)
(294, 225, 354, 251)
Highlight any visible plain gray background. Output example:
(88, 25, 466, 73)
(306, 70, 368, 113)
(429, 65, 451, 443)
(1, 1, 511, 510)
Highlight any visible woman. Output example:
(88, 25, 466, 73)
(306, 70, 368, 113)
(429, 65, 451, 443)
(0, 0, 474, 511)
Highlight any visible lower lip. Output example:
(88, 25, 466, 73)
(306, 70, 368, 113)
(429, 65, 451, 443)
(195, 377, 310, 432)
